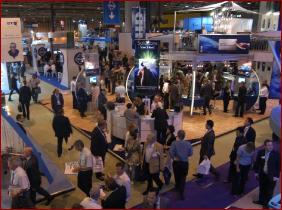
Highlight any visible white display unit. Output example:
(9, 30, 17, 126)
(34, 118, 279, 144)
(1, 63, 9, 94)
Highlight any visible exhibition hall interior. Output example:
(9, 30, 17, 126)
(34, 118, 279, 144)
(1, 1, 281, 209)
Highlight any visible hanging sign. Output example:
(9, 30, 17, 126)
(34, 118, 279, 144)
(1, 18, 24, 62)
(131, 7, 146, 48)
(103, 1, 121, 25)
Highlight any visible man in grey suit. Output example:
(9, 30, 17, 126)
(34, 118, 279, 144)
(124, 103, 140, 129)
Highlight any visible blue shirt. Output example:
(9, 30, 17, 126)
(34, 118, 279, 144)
(169, 140, 193, 162)
(237, 144, 254, 166)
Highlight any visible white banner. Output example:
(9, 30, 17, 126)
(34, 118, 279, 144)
(1, 18, 23, 62)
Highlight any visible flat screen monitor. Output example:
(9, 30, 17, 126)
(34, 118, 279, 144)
(89, 76, 97, 84)
(238, 77, 246, 83)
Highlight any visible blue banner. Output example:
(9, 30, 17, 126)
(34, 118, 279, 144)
(103, 1, 120, 25)
(199, 34, 250, 54)
(132, 7, 146, 48)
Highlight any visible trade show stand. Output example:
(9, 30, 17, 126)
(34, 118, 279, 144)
(107, 104, 183, 142)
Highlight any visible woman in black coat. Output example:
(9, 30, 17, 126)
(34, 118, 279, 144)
(151, 103, 169, 145)
(52, 109, 73, 157)
(76, 86, 88, 118)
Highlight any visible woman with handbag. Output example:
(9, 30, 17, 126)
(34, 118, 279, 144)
(29, 74, 40, 103)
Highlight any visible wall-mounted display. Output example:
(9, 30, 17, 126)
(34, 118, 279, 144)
(199, 34, 250, 54)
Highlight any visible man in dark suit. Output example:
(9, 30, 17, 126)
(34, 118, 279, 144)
(140, 187, 170, 208)
(16, 114, 26, 134)
(19, 80, 32, 120)
(253, 139, 280, 208)
(51, 89, 64, 114)
(8, 74, 19, 101)
(235, 82, 247, 117)
(200, 80, 213, 115)
(243, 117, 256, 143)
(52, 109, 73, 157)
(23, 147, 53, 205)
(151, 103, 168, 145)
(101, 177, 126, 209)
(90, 119, 108, 179)
(193, 120, 220, 180)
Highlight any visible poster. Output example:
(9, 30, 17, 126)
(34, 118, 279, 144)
(1, 18, 24, 62)
(132, 7, 146, 48)
(132, 40, 160, 99)
(103, 1, 120, 25)
(198, 34, 250, 54)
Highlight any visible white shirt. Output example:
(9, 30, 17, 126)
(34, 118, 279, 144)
(44, 64, 50, 72)
(80, 197, 102, 209)
(80, 147, 93, 168)
(260, 86, 269, 98)
(244, 126, 250, 137)
(114, 172, 131, 201)
(10, 166, 30, 190)
(115, 85, 126, 98)
(70, 80, 76, 92)
(162, 82, 169, 94)
(145, 143, 155, 163)
(51, 64, 56, 71)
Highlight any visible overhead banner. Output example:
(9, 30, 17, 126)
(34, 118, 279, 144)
(103, 1, 120, 25)
(1, 18, 24, 62)
(132, 7, 146, 48)
(198, 34, 250, 54)
(132, 40, 160, 99)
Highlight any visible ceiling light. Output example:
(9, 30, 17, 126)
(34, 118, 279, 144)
(247, 2, 251, 4)
(273, 12, 280, 16)
(164, 4, 167, 7)
(185, 5, 189, 8)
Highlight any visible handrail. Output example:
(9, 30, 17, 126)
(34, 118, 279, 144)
(1, 109, 53, 183)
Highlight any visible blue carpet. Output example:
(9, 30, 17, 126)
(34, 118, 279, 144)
(38, 74, 69, 90)
(134, 142, 280, 208)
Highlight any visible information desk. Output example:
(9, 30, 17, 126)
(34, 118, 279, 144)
(107, 105, 183, 142)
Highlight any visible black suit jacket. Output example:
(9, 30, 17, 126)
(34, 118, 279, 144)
(201, 83, 213, 99)
(90, 126, 108, 158)
(254, 149, 280, 179)
(245, 126, 256, 143)
(238, 86, 247, 103)
(19, 85, 32, 104)
(151, 108, 168, 131)
(11, 77, 18, 89)
(52, 115, 72, 138)
(200, 130, 216, 158)
(51, 93, 64, 111)
(24, 154, 42, 187)
(102, 186, 126, 209)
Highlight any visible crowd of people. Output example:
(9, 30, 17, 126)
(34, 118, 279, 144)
(7, 48, 278, 209)
(10, 110, 280, 209)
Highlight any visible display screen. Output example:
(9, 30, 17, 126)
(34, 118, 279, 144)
(238, 77, 246, 83)
(199, 34, 250, 54)
(89, 76, 97, 84)
(133, 40, 160, 99)
(238, 61, 252, 77)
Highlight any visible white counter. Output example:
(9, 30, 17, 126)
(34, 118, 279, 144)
(107, 106, 183, 142)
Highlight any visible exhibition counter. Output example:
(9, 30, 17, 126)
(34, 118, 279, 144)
(107, 105, 183, 142)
